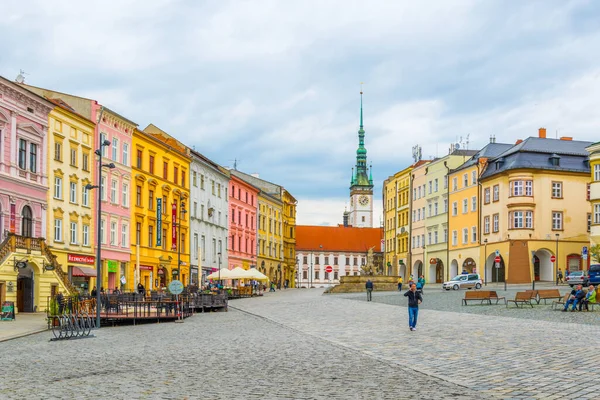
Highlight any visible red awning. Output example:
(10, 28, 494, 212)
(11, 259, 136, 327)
(71, 266, 97, 277)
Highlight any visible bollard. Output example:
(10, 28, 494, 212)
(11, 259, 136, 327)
(532, 280, 535, 291)
(504, 280, 507, 291)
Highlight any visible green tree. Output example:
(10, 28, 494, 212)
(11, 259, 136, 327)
(590, 244, 600, 263)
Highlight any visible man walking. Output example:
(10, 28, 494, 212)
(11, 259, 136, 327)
(404, 283, 423, 331)
(397, 276, 403, 292)
(365, 279, 374, 301)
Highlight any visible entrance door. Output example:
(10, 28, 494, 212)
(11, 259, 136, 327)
(17, 276, 34, 312)
(533, 256, 540, 281)
(436, 264, 443, 283)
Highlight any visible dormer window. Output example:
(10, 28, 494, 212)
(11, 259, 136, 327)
(584, 156, 590, 168)
(549, 153, 560, 167)
(495, 157, 505, 170)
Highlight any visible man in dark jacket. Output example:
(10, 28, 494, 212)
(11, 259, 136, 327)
(404, 283, 423, 330)
(563, 284, 585, 311)
(365, 279, 374, 301)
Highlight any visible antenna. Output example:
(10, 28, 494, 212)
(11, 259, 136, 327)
(465, 133, 470, 150)
(15, 69, 27, 84)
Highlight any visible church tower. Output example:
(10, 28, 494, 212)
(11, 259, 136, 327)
(348, 90, 374, 227)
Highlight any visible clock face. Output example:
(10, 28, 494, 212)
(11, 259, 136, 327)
(359, 195, 369, 206)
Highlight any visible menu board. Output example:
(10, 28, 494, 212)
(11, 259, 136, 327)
(1, 301, 15, 321)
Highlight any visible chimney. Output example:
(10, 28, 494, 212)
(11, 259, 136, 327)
(560, 136, 573, 141)
(343, 211, 349, 227)
(538, 127, 547, 138)
(516, 139, 523, 145)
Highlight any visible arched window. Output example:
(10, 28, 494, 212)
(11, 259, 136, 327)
(21, 205, 33, 237)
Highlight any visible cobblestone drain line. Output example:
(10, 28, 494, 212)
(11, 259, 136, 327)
(229, 304, 484, 398)
(0, 308, 482, 400)
(232, 290, 600, 400)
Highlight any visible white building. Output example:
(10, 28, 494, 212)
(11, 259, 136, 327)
(296, 225, 382, 287)
(189, 150, 229, 284)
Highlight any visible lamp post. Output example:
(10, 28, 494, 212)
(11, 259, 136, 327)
(85, 139, 114, 329)
(217, 252, 222, 287)
(555, 233, 560, 280)
(483, 238, 488, 286)
(422, 245, 426, 279)
(175, 197, 187, 283)
(296, 256, 299, 288)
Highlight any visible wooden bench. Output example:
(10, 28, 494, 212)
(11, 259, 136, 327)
(552, 293, 570, 310)
(462, 291, 505, 305)
(506, 292, 534, 308)
(536, 289, 563, 304)
(489, 291, 506, 305)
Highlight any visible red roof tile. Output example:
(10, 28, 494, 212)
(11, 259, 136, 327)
(296, 225, 383, 253)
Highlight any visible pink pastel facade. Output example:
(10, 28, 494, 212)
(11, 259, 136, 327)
(0, 77, 53, 239)
(228, 175, 258, 269)
(93, 105, 134, 289)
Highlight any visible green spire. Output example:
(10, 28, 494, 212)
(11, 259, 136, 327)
(351, 89, 372, 188)
(369, 164, 373, 185)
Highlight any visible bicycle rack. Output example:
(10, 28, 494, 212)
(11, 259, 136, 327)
(50, 312, 96, 341)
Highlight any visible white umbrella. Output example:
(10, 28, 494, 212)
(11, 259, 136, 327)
(245, 269, 269, 281)
(206, 268, 233, 280)
(229, 267, 252, 279)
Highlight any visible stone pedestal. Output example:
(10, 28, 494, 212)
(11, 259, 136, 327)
(327, 275, 400, 293)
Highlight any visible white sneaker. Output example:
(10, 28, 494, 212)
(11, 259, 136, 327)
(410, 327, 415, 331)
(412, 327, 417, 331)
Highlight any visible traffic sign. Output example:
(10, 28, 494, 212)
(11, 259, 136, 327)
(583, 246, 588, 255)
(550, 255, 556, 263)
(583, 254, 588, 260)
(495, 262, 500, 269)
(325, 265, 333, 273)
(495, 250, 500, 257)
(494, 256, 501, 263)
(168, 280, 184, 295)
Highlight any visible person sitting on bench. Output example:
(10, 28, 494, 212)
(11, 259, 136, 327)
(563, 285, 585, 312)
(579, 285, 596, 311)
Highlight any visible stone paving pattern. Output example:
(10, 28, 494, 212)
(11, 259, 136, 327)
(233, 288, 600, 399)
(1, 287, 599, 399)
(0, 302, 479, 400)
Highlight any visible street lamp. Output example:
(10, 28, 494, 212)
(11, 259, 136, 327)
(483, 238, 488, 286)
(422, 245, 426, 279)
(217, 252, 222, 287)
(555, 233, 560, 279)
(85, 139, 114, 330)
(175, 197, 187, 283)
(296, 256, 299, 288)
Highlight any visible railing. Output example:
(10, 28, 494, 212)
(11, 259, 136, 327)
(0, 233, 75, 294)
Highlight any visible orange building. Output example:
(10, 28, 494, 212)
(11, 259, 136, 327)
(296, 225, 383, 287)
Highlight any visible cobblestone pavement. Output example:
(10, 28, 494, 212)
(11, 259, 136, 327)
(232, 289, 600, 400)
(0, 301, 479, 400)
(345, 284, 600, 326)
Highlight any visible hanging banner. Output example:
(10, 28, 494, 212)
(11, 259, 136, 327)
(10, 204, 16, 233)
(172, 201, 177, 250)
(156, 198, 162, 247)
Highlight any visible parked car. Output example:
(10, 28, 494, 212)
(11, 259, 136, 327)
(565, 270, 589, 287)
(588, 264, 600, 286)
(442, 274, 483, 290)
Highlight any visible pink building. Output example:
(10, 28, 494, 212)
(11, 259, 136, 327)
(0, 77, 53, 239)
(228, 175, 258, 269)
(93, 105, 135, 291)
(21, 85, 135, 291)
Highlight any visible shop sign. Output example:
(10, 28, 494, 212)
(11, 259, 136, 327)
(429, 258, 437, 265)
(44, 264, 55, 271)
(139, 265, 153, 271)
(68, 254, 95, 265)
(156, 198, 162, 247)
(172, 201, 177, 250)
(107, 260, 118, 273)
(10, 204, 16, 233)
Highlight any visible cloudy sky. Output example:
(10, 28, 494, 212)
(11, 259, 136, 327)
(2, 1, 600, 226)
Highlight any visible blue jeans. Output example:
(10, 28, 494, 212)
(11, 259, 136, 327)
(564, 298, 579, 310)
(408, 307, 419, 328)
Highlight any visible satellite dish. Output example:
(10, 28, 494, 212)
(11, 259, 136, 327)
(455, 143, 460, 149)
(15, 73, 25, 84)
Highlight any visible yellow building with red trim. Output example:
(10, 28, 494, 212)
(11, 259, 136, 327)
(130, 125, 190, 290)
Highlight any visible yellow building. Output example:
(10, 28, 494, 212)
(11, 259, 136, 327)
(422, 150, 477, 283)
(131, 125, 190, 290)
(479, 130, 592, 283)
(46, 100, 98, 294)
(587, 141, 600, 249)
(448, 142, 511, 279)
(257, 191, 284, 285)
(382, 163, 418, 277)
(282, 189, 297, 287)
